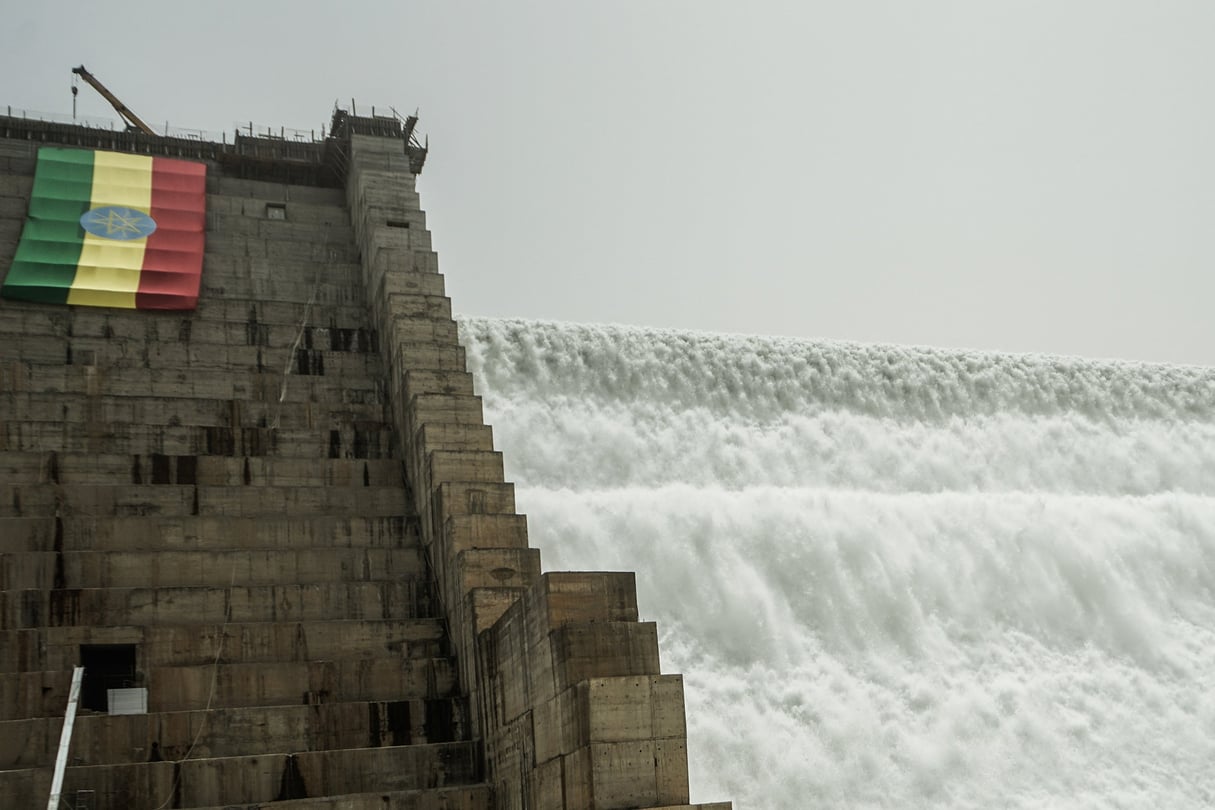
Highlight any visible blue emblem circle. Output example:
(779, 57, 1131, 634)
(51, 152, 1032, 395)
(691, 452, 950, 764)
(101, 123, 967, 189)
(79, 206, 158, 241)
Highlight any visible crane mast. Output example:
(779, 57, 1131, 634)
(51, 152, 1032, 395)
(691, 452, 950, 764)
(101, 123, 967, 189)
(71, 65, 157, 136)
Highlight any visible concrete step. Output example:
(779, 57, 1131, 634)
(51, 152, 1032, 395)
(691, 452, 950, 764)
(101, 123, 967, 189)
(2, 656, 457, 719)
(0, 452, 402, 487)
(1, 545, 424, 589)
(0, 297, 378, 340)
(0, 483, 409, 518)
(189, 785, 493, 810)
(2, 334, 385, 374)
(1, 697, 470, 768)
(0, 741, 482, 809)
(203, 232, 361, 264)
(0, 170, 349, 206)
(0, 335, 386, 375)
(207, 175, 349, 204)
(1, 392, 387, 432)
(205, 205, 353, 232)
(203, 215, 356, 245)
(0, 316, 380, 357)
(3, 580, 428, 629)
(0, 514, 418, 553)
(0, 617, 447, 672)
(0, 422, 395, 458)
(0, 361, 384, 404)
(199, 276, 380, 309)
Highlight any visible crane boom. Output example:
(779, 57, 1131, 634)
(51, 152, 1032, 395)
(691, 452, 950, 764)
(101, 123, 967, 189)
(71, 65, 157, 136)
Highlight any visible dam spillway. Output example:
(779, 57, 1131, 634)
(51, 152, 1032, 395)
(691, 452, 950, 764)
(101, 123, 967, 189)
(459, 316, 1215, 810)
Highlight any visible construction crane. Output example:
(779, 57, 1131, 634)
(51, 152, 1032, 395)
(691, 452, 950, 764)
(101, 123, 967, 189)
(71, 65, 157, 136)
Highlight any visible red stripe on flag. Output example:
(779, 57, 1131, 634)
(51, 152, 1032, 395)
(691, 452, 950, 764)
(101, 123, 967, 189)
(138, 157, 207, 309)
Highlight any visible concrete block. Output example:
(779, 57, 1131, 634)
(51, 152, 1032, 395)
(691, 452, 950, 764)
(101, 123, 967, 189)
(188, 785, 495, 810)
(407, 394, 484, 435)
(60, 546, 424, 589)
(531, 755, 565, 810)
(453, 548, 541, 597)
(654, 738, 693, 806)
(531, 571, 641, 632)
(289, 741, 481, 799)
(559, 747, 592, 809)
(586, 675, 687, 744)
(149, 657, 455, 712)
(0, 516, 53, 552)
(0, 173, 32, 197)
(531, 687, 582, 765)
(589, 740, 662, 809)
(0, 699, 463, 768)
(384, 293, 453, 321)
(1, 580, 425, 630)
(546, 623, 661, 698)
(0, 617, 446, 673)
(428, 450, 504, 489)
(389, 315, 460, 345)
(49, 514, 415, 553)
(466, 587, 527, 639)
(433, 482, 516, 522)
(414, 424, 495, 461)
(379, 269, 446, 298)
(389, 341, 466, 372)
(444, 514, 529, 556)
(403, 369, 474, 401)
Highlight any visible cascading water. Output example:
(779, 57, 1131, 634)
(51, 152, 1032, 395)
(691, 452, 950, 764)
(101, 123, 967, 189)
(457, 316, 1215, 810)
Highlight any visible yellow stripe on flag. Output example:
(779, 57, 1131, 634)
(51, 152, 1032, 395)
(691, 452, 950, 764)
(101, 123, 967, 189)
(68, 152, 153, 308)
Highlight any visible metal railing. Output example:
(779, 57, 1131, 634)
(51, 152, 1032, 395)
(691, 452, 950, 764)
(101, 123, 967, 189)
(5, 106, 227, 143)
(235, 121, 325, 143)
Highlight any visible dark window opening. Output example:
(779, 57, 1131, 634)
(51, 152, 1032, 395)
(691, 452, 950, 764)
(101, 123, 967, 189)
(295, 348, 325, 376)
(246, 322, 270, 347)
(150, 454, 172, 485)
(80, 644, 138, 712)
(352, 428, 375, 459)
(265, 203, 287, 220)
(242, 428, 274, 457)
(177, 455, 197, 486)
(386, 220, 410, 229)
(425, 698, 456, 742)
(205, 427, 236, 457)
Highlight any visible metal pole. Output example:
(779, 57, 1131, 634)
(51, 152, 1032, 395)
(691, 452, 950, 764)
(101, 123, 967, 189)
(47, 666, 84, 810)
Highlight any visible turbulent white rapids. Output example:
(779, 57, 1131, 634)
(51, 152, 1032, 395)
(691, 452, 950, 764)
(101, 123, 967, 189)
(457, 316, 1215, 810)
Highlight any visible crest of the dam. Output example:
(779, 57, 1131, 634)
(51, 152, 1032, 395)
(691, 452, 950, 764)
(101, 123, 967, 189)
(0, 102, 733, 810)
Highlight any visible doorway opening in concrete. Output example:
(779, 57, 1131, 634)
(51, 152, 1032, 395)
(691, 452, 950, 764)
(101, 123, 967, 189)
(79, 644, 138, 712)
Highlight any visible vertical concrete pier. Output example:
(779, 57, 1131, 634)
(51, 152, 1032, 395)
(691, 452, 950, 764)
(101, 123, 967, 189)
(0, 107, 731, 810)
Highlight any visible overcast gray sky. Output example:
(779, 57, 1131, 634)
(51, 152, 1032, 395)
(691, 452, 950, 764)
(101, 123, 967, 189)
(4, 1, 1212, 366)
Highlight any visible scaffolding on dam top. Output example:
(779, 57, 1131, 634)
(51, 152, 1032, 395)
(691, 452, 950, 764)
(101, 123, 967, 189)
(0, 102, 428, 185)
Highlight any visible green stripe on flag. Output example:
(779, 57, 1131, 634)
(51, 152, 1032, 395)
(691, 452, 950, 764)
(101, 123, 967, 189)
(3, 148, 95, 304)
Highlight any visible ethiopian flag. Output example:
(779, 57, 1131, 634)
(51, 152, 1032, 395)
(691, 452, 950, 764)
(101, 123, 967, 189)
(1, 147, 206, 310)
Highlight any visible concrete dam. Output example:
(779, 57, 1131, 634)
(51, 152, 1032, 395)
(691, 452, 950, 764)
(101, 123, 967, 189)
(3, 103, 1215, 810)
(0, 107, 732, 810)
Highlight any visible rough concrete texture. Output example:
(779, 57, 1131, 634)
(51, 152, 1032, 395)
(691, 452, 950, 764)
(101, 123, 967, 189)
(0, 116, 731, 809)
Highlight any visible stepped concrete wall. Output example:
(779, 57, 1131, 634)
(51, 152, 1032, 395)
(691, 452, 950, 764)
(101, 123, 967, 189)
(0, 113, 731, 810)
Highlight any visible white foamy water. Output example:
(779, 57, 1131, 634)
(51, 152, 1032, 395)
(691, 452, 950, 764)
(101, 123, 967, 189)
(457, 317, 1215, 810)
